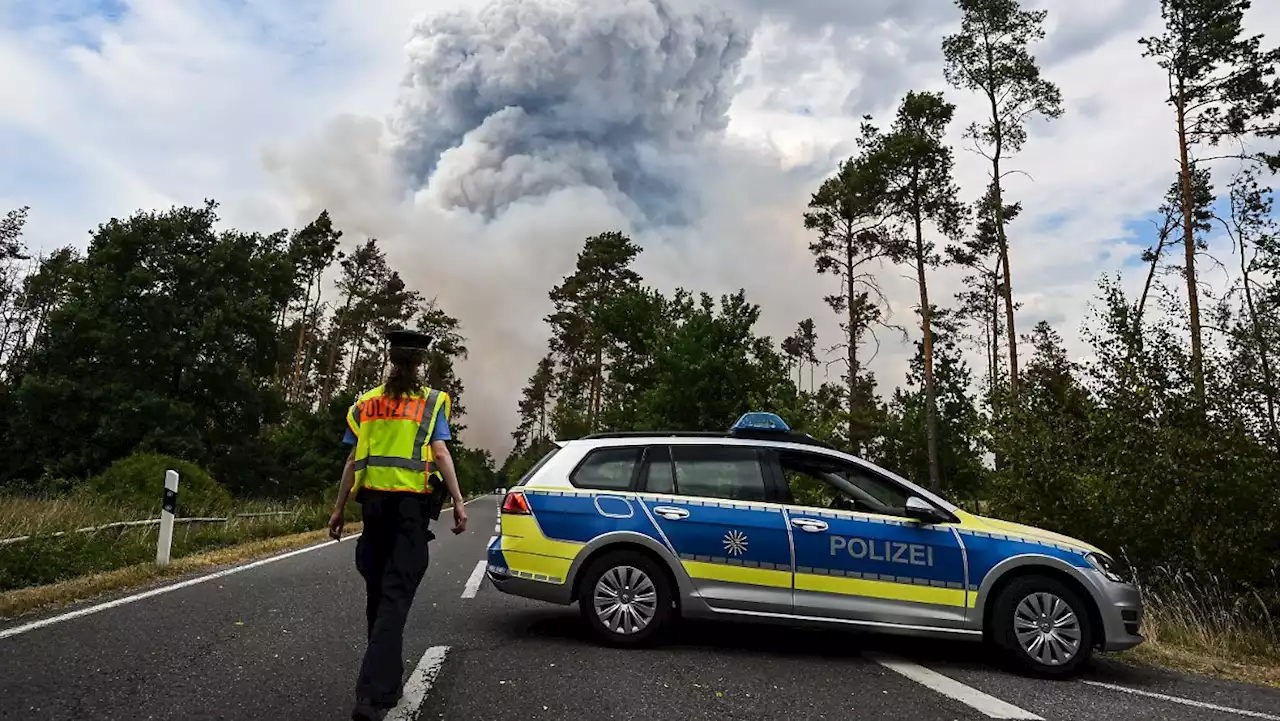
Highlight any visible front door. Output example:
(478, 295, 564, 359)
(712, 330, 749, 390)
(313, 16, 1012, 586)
(770, 449, 970, 630)
(639, 443, 793, 614)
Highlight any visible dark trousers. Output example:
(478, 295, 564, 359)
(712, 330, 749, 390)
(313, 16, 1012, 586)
(354, 491, 434, 706)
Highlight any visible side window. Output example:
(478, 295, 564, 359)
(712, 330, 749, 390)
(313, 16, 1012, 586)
(570, 447, 641, 491)
(641, 445, 676, 495)
(778, 451, 911, 517)
(671, 445, 767, 502)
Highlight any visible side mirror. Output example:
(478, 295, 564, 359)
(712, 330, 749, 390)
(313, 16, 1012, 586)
(904, 496, 946, 524)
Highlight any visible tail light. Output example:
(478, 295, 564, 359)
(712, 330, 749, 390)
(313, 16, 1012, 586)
(501, 490, 531, 515)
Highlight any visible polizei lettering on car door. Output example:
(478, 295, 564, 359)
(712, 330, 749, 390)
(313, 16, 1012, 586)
(829, 536, 933, 567)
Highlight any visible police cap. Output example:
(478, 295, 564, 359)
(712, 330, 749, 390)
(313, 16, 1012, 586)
(384, 327, 433, 351)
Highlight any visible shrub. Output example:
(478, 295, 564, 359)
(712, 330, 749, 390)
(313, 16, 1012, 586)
(80, 453, 233, 516)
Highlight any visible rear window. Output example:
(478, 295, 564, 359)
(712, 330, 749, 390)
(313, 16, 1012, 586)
(570, 447, 642, 491)
(516, 446, 560, 486)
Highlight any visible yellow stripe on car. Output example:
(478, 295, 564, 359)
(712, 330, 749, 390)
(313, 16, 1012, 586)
(795, 572, 968, 608)
(681, 560, 792, 589)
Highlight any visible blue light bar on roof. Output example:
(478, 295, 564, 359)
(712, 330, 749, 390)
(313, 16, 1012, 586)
(731, 412, 791, 433)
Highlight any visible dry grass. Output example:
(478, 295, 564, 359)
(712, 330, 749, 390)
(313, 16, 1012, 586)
(0, 495, 478, 619)
(0, 497, 342, 592)
(0, 494, 126, 538)
(0, 494, 330, 539)
(0, 521, 363, 620)
(1108, 567, 1280, 688)
(1117, 642, 1280, 688)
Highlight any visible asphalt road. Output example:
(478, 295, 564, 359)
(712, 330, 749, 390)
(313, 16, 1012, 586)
(3, 495, 1279, 721)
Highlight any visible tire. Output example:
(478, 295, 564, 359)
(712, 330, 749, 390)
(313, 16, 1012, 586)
(990, 575, 1095, 678)
(578, 550, 675, 648)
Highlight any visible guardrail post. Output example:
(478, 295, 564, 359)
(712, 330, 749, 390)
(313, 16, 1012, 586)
(156, 470, 179, 567)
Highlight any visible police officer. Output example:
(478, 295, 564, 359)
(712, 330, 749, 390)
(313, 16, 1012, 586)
(328, 327, 468, 721)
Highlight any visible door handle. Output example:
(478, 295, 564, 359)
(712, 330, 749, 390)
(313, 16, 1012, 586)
(654, 506, 690, 520)
(791, 517, 829, 533)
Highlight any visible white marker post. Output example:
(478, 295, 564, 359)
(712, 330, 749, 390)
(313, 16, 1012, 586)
(156, 470, 179, 567)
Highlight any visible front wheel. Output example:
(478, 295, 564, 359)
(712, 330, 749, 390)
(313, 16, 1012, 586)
(991, 575, 1095, 678)
(578, 550, 674, 648)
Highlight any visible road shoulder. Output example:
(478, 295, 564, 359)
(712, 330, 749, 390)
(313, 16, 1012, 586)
(0, 522, 365, 622)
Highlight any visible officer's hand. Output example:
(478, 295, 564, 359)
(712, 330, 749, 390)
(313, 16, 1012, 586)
(328, 509, 345, 541)
(452, 504, 468, 535)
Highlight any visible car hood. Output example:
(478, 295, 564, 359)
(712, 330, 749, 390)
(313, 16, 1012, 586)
(963, 514, 1102, 555)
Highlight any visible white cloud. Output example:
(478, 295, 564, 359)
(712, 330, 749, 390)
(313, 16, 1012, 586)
(2, 0, 1277, 459)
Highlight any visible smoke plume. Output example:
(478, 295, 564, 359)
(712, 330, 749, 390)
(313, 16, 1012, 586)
(267, 0, 842, 457)
(391, 0, 751, 226)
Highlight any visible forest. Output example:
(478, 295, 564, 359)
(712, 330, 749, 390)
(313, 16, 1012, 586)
(500, 0, 1280, 660)
(0, 202, 498, 504)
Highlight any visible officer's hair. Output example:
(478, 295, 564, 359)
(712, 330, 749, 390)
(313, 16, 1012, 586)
(385, 347, 426, 398)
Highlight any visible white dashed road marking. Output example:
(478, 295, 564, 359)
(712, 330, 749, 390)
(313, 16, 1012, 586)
(1083, 680, 1280, 720)
(461, 559, 487, 599)
(385, 645, 450, 721)
(866, 652, 1044, 720)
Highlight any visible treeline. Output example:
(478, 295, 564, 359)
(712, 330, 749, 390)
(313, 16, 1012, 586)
(0, 201, 496, 502)
(504, 0, 1280, 600)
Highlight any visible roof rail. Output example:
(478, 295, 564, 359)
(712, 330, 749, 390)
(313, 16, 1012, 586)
(576, 429, 838, 451)
(578, 431, 727, 440)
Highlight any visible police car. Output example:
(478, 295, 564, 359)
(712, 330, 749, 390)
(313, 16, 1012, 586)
(487, 413, 1143, 676)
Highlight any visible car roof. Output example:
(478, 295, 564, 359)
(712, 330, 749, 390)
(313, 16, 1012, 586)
(552, 432, 959, 514)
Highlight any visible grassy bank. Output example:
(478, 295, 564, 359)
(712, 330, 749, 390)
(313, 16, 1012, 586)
(0, 523, 363, 619)
(0, 494, 351, 593)
(0, 494, 481, 619)
(1111, 569, 1280, 687)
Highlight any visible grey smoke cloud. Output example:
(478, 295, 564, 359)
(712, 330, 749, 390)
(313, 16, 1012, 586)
(389, 0, 752, 226)
(266, 0, 826, 458)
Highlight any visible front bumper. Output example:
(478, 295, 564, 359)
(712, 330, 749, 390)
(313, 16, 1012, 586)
(1083, 570, 1145, 651)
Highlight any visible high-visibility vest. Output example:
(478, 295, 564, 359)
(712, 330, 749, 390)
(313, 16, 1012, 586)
(346, 384, 451, 494)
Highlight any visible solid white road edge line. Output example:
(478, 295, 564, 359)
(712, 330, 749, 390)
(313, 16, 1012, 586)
(0, 494, 492, 641)
(461, 560, 487, 599)
(0, 532, 362, 641)
(1082, 680, 1280, 720)
(385, 645, 450, 721)
(866, 652, 1044, 720)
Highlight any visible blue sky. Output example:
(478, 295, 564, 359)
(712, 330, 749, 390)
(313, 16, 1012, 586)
(2, 0, 1277, 452)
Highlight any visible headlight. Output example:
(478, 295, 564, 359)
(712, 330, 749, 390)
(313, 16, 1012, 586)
(1086, 552, 1128, 584)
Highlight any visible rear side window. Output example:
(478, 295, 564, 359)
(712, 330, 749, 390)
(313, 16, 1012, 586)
(671, 445, 767, 502)
(570, 447, 641, 491)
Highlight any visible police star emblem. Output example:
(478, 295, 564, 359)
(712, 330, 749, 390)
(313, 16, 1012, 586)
(723, 530, 748, 557)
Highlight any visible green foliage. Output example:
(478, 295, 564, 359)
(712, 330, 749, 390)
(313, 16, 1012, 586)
(0, 202, 495, 526)
(81, 453, 232, 516)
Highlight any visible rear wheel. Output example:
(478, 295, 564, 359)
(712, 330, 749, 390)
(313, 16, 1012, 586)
(991, 575, 1095, 678)
(578, 550, 674, 648)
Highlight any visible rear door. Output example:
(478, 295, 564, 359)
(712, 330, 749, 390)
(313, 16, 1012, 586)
(769, 449, 970, 630)
(638, 443, 793, 614)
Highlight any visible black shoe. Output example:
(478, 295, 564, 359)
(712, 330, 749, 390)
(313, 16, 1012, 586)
(351, 698, 389, 721)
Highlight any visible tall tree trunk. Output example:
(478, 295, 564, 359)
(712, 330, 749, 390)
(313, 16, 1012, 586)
(985, 56, 1018, 401)
(991, 270, 1005, 473)
(1238, 244, 1279, 445)
(988, 273, 998, 399)
(321, 291, 355, 406)
(590, 347, 603, 432)
(845, 226, 858, 455)
(915, 210, 941, 493)
(289, 275, 316, 403)
(1175, 85, 1206, 402)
